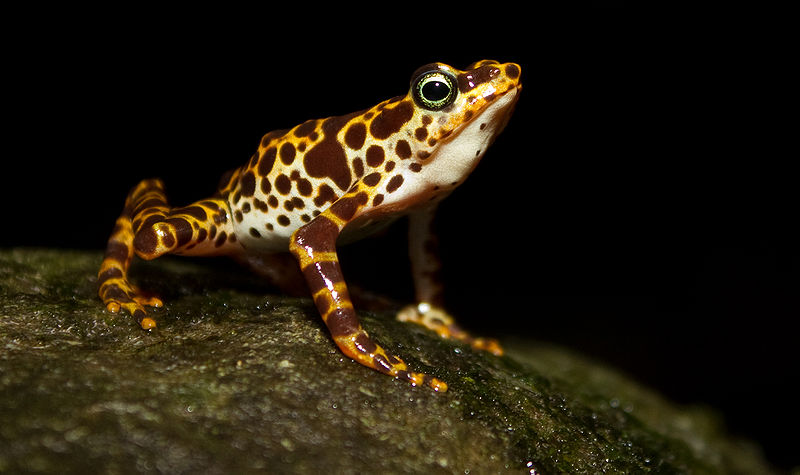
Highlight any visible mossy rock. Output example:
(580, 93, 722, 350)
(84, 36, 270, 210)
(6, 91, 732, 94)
(0, 248, 775, 473)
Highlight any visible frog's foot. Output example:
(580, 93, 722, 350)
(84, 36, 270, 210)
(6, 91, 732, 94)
(335, 330, 448, 392)
(397, 303, 503, 356)
(100, 280, 162, 330)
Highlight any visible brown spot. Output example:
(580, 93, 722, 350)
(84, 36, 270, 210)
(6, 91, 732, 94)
(200, 200, 222, 212)
(260, 129, 289, 148)
(352, 157, 364, 178)
(215, 231, 227, 248)
(410, 163, 422, 172)
(260, 177, 272, 195)
(457, 64, 501, 93)
(427, 138, 437, 146)
(241, 202, 251, 213)
(275, 174, 292, 195)
(254, 198, 269, 212)
(395, 140, 412, 159)
(268, 195, 279, 208)
(304, 114, 356, 191)
(132, 198, 165, 217)
(234, 210, 243, 222)
(384, 161, 395, 172)
(344, 122, 367, 150)
(97, 266, 123, 284)
(313, 184, 338, 208)
(165, 218, 192, 247)
(294, 119, 318, 137)
(373, 194, 384, 206)
(369, 100, 414, 140)
(277, 215, 291, 226)
(293, 215, 339, 250)
(239, 171, 256, 197)
(258, 147, 277, 177)
(354, 333, 377, 354)
(326, 308, 360, 337)
(297, 178, 313, 196)
(422, 115, 433, 125)
(279, 142, 296, 165)
(365, 145, 385, 167)
(362, 172, 381, 187)
(302, 260, 343, 295)
(249, 227, 261, 238)
(386, 175, 404, 193)
(197, 228, 208, 241)
(131, 227, 159, 255)
(415, 127, 428, 141)
(173, 205, 207, 221)
(417, 151, 431, 160)
(329, 192, 368, 221)
(372, 354, 392, 372)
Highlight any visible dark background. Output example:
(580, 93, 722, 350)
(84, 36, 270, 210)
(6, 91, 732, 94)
(4, 5, 795, 470)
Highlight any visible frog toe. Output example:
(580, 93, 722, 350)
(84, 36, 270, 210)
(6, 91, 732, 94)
(470, 337, 504, 356)
(397, 370, 448, 392)
(397, 303, 503, 356)
(133, 294, 163, 308)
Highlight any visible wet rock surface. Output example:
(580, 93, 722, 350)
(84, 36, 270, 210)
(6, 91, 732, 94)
(0, 248, 776, 473)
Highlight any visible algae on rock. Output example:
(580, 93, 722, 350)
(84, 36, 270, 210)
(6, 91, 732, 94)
(0, 248, 775, 473)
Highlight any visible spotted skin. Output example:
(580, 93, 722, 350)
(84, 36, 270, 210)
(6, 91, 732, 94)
(98, 60, 522, 391)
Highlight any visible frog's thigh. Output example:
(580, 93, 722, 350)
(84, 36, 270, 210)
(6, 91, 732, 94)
(98, 178, 231, 330)
(401, 208, 503, 355)
(129, 183, 232, 260)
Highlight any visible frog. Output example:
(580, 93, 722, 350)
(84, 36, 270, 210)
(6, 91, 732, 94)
(98, 60, 522, 391)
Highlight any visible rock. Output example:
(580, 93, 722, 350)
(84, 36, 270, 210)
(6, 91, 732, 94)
(0, 248, 775, 473)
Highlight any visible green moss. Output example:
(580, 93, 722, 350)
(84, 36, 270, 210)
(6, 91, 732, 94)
(0, 248, 776, 473)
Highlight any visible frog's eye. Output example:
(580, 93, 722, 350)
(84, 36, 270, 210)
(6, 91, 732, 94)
(413, 71, 457, 111)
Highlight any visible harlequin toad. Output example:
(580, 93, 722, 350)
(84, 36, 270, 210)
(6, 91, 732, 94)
(98, 60, 522, 391)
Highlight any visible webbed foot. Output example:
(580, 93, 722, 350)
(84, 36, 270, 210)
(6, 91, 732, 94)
(397, 303, 503, 356)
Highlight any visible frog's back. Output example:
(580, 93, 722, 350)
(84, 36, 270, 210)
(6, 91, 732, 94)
(219, 60, 522, 253)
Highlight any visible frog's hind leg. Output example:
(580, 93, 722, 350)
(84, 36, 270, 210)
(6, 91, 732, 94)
(97, 178, 233, 329)
(397, 207, 503, 356)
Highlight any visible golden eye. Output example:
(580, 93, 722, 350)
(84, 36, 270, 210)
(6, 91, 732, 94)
(413, 71, 457, 111)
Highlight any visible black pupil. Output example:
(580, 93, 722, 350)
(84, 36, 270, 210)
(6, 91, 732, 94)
(422, 79, 450, 102)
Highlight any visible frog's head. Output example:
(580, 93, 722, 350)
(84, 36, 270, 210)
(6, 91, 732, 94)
(395, 60, 521, 190)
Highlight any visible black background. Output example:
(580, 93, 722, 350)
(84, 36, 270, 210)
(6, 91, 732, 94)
(4, 5, 796, 470)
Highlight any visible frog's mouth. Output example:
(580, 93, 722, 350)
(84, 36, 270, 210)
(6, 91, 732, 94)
(453, 83, 521, 146)
(421, 84, 521, 186)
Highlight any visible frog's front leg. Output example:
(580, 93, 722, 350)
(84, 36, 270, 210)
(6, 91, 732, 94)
(397, 207, 503, 356)
(290, 183, 447, 391)
(97, 178, 234, 329)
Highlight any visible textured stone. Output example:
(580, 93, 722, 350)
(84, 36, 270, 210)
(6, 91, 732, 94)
(0, 249, 775, 473)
